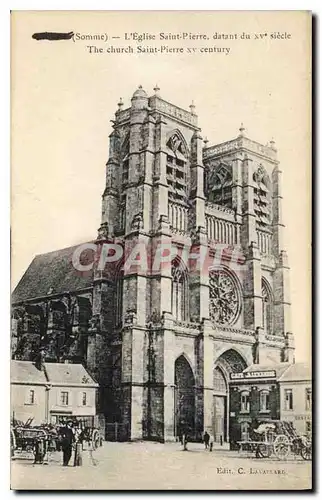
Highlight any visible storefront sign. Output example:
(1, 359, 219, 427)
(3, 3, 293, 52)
(230, 370, 276, 380)
(282, 414, 311, 422)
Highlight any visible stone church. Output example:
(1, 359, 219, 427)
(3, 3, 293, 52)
(11, 85, 294, 442)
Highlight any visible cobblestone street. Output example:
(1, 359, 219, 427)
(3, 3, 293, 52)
(11, 441, 312, 491)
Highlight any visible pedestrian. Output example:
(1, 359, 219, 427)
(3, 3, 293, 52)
(61, 421, 75, 466)
(203, 431, 210, 450)
(33, 437, 46, 464)
(209, 434, 214, 452)
(177, 424, 183, 445)
(183, 432, 188, 451)
(73, 422, 83, 467)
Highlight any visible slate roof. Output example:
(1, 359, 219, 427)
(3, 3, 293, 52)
(279, 362, 311, 382)
(44, 363, 98, 387)
(11, 360, 47, 384)
(12, 243, 95, 303)
(11, 360, 98, 387)
(243, 363, 292, 380)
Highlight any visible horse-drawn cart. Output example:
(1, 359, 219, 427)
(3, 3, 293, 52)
(11, 425, 51, 463)
(238, 421, 312, 461)
(11, 417, 103, 463)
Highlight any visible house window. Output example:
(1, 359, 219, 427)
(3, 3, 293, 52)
(284, 389, 293, 411)
(240, 391, 250, 413)
(28, 389, 35, 404)
(82, 392, 87, 406)
(260, 390, 270, 412)
(305, 388, 312, 411)
(60, 391, 69, 406)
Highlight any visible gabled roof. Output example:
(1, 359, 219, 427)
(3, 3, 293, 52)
(244, 363, 292, 380)
(11, 360, 47, 384)
(44, 363, 98, 387)
(279, 362, 311, 382)
(12, 243, 95, 303)
(11, 360, 98, 387)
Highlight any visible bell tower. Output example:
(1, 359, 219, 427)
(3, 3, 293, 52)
(95, 88, 294, 442)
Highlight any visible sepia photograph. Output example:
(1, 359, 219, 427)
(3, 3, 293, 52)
(10, 10, 312, 490)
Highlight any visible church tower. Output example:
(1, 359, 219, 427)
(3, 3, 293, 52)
(93, 86, 294, 442)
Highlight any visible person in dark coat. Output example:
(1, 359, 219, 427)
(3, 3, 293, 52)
(203, 431, 210, 450)
(61, 421, 75, 466)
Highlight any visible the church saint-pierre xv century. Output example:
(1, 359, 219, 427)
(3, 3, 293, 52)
(12, 86, 294, 443)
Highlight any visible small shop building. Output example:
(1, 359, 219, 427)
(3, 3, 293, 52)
(279, 362, 312, 436)
(11, 360, 99, 426)
(229, 362, 311, 444)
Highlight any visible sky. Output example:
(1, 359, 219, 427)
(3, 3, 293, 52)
(11, 11, 311, 361)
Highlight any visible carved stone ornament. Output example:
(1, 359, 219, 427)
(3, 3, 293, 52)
(131, 212, 144, 231)
(158, 214, 170, 232)
(88, 314, 100, 333)
(209, 269, 240, 325)
(124, 309, 137, 325)
(97, 222, 112, 240)
(147, 310, 162, 325)
(253, 164, 266, 183)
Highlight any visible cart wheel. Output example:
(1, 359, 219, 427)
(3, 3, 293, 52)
(257, 443, 273, 458)
(274, 442, 291, 460)
(273, 434, 290, 460)
(301, 446, 312, 461)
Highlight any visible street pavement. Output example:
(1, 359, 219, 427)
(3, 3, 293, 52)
(11, 441, 312, 491)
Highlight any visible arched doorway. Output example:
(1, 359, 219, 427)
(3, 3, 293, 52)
(174, 355, 195, 439)
(213, 349, 248, 443)
(213, 366, 228, 442)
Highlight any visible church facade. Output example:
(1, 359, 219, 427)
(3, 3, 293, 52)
(11, 85, 294, 443)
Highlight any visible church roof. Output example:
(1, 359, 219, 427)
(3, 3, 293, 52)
(12, 243, 95, 303)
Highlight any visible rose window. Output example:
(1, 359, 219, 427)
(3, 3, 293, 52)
(209, 270, 240, 325)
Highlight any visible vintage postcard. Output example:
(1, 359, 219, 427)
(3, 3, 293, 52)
(10, 10, 312, 490)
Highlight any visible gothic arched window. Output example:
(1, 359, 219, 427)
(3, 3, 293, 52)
(262, 279, 273, 334)
(171, 265, 187, 321)
(116, 271, 124, 327)
(253, 165, 271, 228)
(166, 132, 188, 203)
(213, 367, 227, 393)
(118, 134, 130, 232)
(207, 164, 232, 208)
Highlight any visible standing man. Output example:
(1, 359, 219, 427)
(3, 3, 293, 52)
(203, 431, 210, 450)
(61, 421, 75, 466)
(73, 421, 83, 467)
